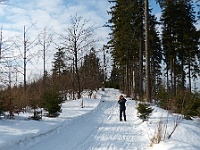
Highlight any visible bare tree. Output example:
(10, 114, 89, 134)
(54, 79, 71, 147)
(60, 14, 96, 99)
(38, 27, 54, 85)
(0, 26, 17, 88)
(0, 28, 26, 116)
(15, 24, 38, 92)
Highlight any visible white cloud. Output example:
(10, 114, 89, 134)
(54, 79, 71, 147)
(1, 0, 111, 38)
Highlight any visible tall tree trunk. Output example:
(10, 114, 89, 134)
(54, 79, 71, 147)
(126, 61, 130, 97)
(188, 60, 191, 93)
(23, 26, 27, 92)
(144, 0, 151, 102)
(74, 41, 81, 99)
(138, 0, 144, 102)
(139, 24, 144, 101)
(181, 59, 185, 92)
(166, 64, 168, 91)
(170, 58, 173, 94)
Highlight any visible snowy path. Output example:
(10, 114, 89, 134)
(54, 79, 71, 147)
(1, 88, 200, 150)
(10, 89, 149, 150)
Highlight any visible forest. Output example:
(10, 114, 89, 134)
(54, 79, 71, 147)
(107, 0, 200, 119)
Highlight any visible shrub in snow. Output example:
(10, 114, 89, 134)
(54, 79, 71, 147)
(185, 99, 200, 118)
(150, 113, 183, 147)
(136, 103, 153, 122)
(150, 118, 163, 146)
(42, 91, 63, 117)
(157, 89, 200, 120)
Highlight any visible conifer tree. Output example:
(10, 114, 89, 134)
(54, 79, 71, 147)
(108, 0, 144, 97)
(107, 0, 161, 100)
(42, 91, 63, 117)
(52, 47, 66, 76)
(80, 48, 102, 90)
(149, 14, 162, 100)
(160, 0, 199, 95)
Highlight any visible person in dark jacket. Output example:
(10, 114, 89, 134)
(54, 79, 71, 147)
(118, 95, 127, 121)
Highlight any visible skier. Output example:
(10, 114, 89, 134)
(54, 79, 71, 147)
(118, 95, 127, 121)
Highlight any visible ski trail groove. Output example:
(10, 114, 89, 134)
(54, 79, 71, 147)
(10, 89, 150, 150)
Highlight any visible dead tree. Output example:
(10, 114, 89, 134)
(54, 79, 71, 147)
(38, 27, 54, 85)
(60, 14, 97, 99)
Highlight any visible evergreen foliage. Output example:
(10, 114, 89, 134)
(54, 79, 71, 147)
(107, 0, 162, 99)
(160, 0, 199, 95)
(136, 103, 153, 121)
(42, 91, 63, 117)
(106, 64, 120, 89)
(79, 48, 103, 90)
(149, 13, 162, 99)
(157, 87, 200, 119)
(185, 97, 200, 118)
(107, 0, 199, 103)
(52, 47, 66, 76)
(107, 0, 143, 97)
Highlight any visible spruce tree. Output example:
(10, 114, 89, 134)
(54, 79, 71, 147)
(136, 103, 153, 121)
(52, 47, 66, 76)
(42, 91, 63, 117)
(107, 0, 161, 100)
(160, 0, 199, 95)
(149, 13, 162, 100)
(80, 48, 102, 90)
(107, 0, 144, 97)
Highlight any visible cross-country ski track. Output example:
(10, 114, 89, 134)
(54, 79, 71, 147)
(2, 88, 199, 150)
(10, 89, 149, 150)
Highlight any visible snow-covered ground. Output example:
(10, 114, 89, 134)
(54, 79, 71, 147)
(0, 88, 200, 150)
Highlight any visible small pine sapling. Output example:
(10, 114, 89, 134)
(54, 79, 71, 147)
(136, 103, 153, 122)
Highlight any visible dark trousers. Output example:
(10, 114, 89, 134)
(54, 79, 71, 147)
(119, 109, 126, 121)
